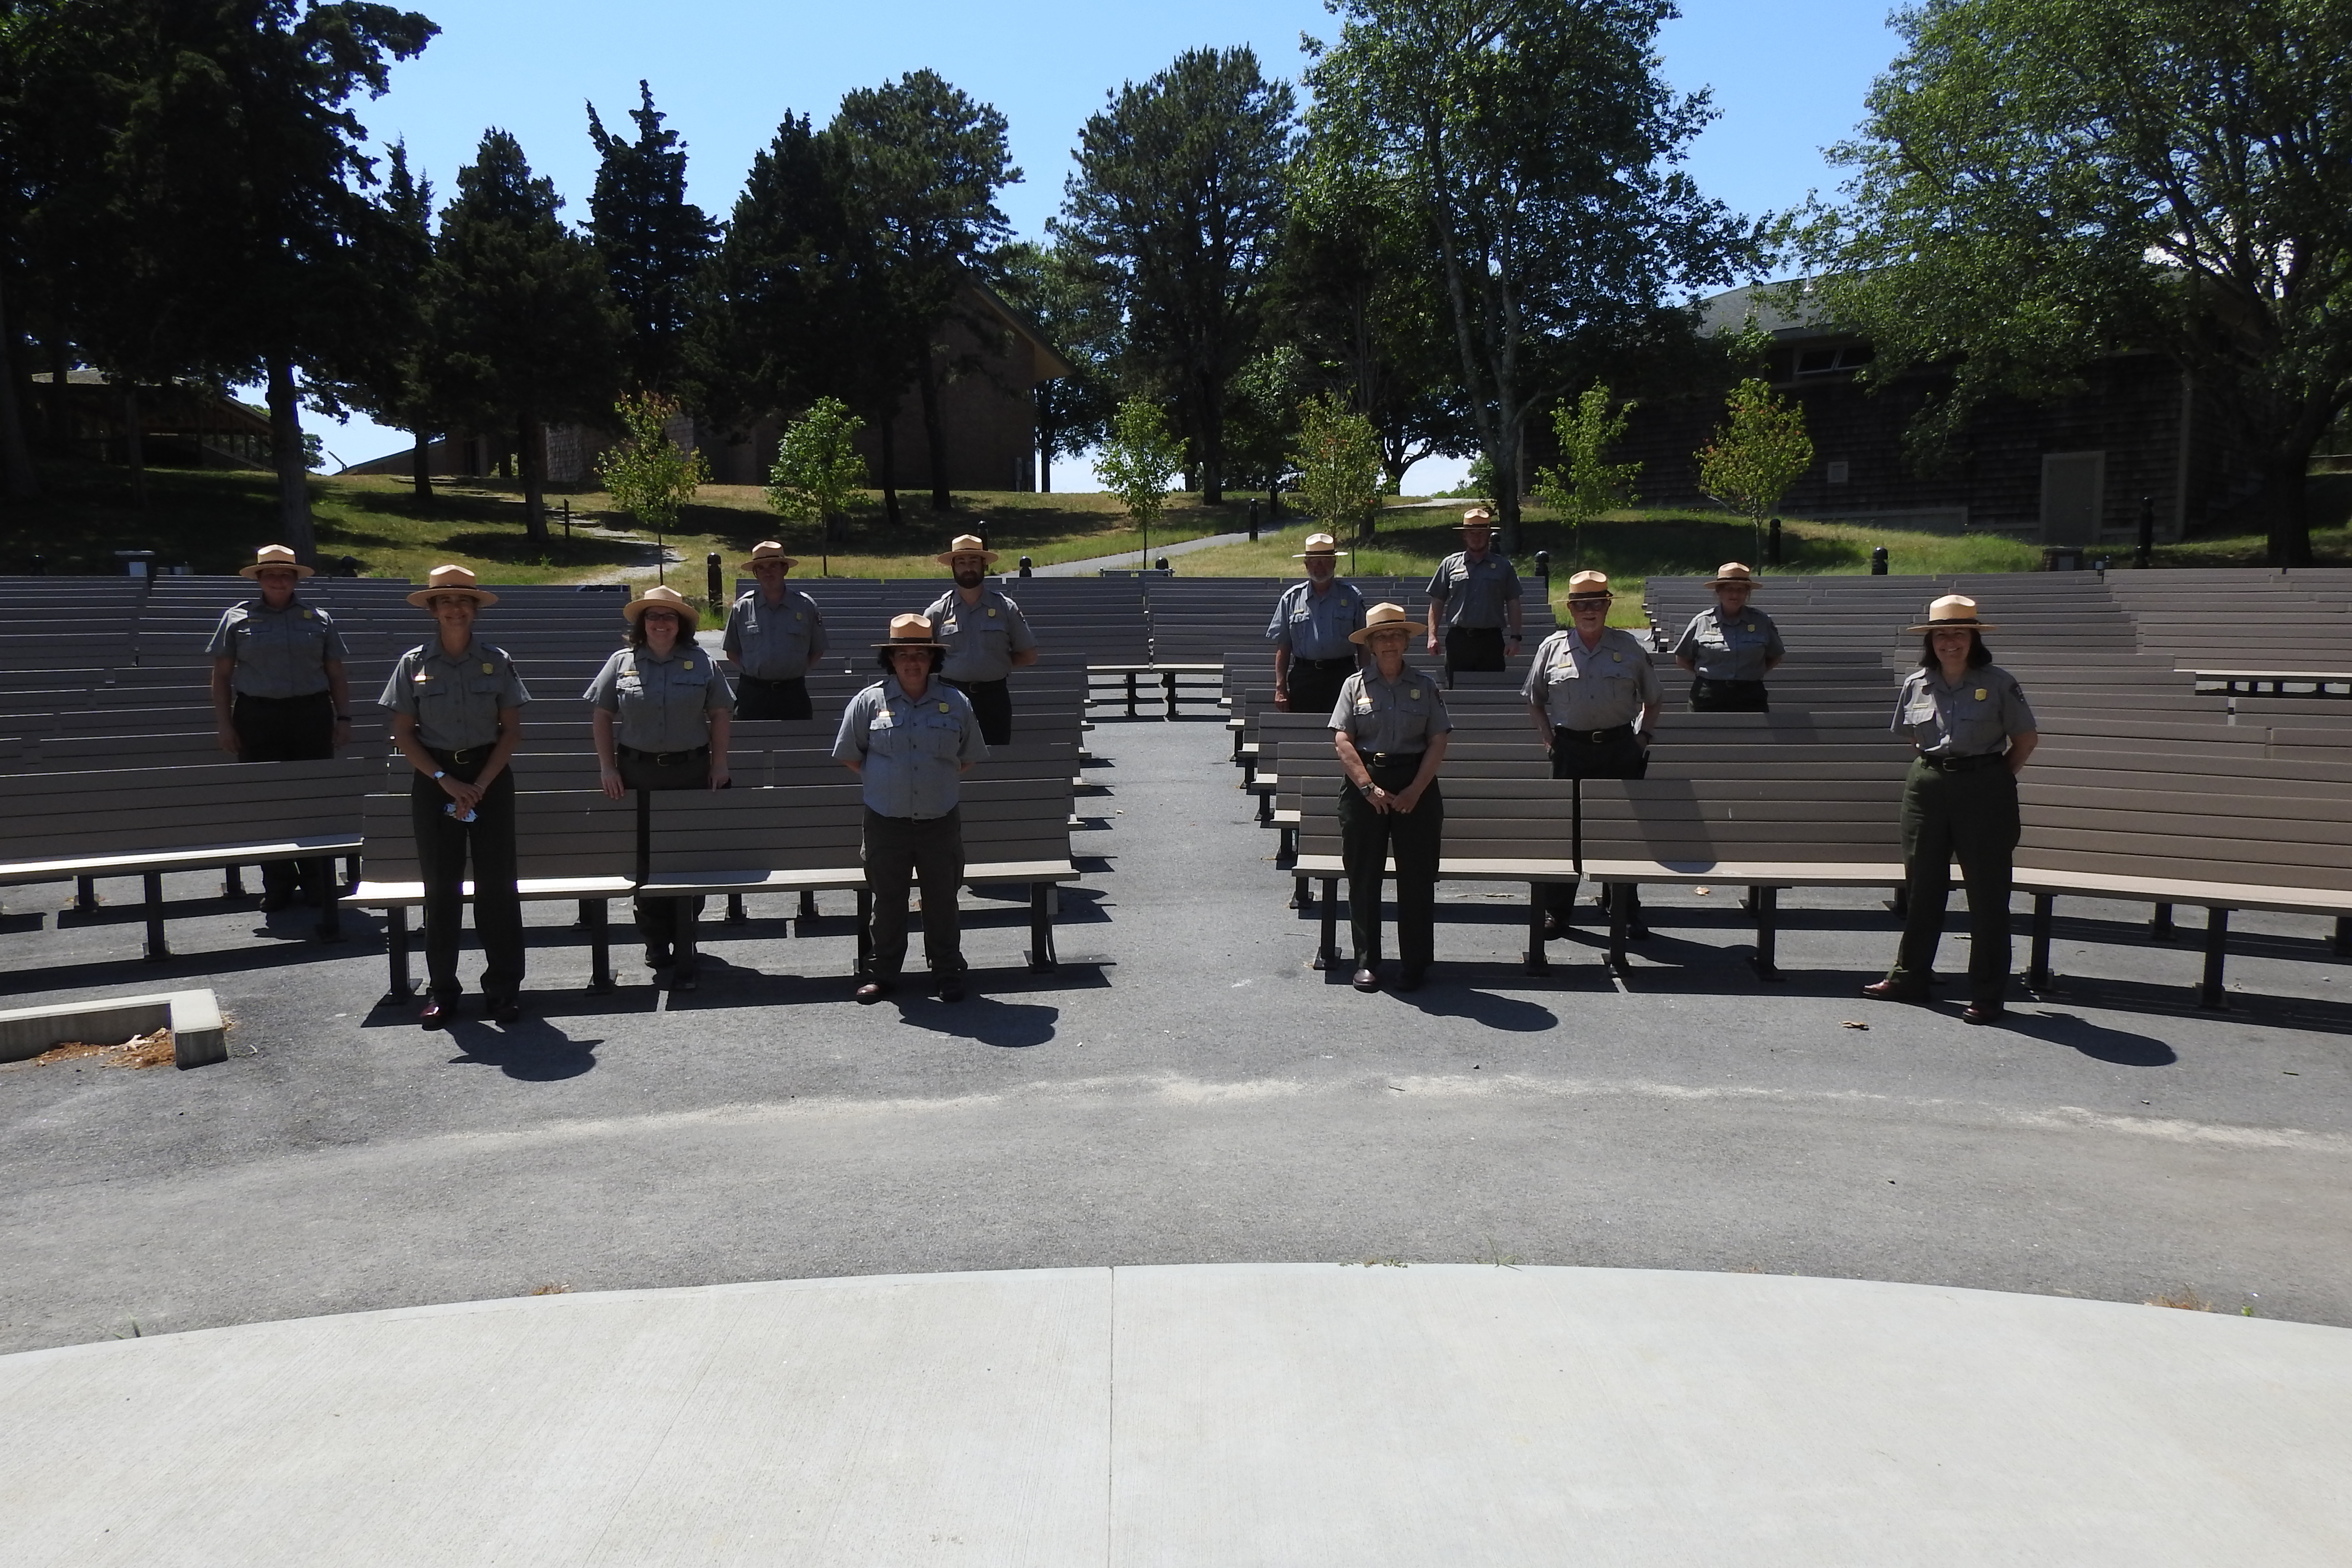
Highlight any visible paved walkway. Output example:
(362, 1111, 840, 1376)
(1031, 530, 1250, 576)
(6, 1263, 2345, 1564)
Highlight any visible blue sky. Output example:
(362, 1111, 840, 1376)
(312, 0, 1905, 487)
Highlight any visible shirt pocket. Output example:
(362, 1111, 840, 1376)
(467, 675, 508, 701)
(911, 709, 963, 758)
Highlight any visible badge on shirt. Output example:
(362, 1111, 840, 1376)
(481, 662, 494, 674)
(1408, 689, 1421, 699)
(681, 660, 694, 669)
(938, 702, 950, 713)
(987, 608, 998, 618)
(301, 609, 312, 619)
(1975, 688, 1987, 701)
(1745, 623, 1755, 631)
(1612, 653, 1622, 663)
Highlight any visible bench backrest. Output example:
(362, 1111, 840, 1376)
(0, 757, 375, 864)
(2017, 741, 2352, 892)
(356, 789, 636, 883)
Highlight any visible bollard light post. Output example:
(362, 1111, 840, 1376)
(1870, 545, 1889, 576)
(1534, 549, 1550, 586)
(1019, 555, 1033, 578)
(1248, 498, 1260, 542)
(706, 551, 722, 612)
(1768, 517, 1782, 567)
(2136, 495, 2154, 569)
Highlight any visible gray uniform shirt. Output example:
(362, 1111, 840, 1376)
(1674, 605, 1786, 681)
(724, 586, 829, 680)
(206, 599, 349, 698)
(924, 587, 1039, 683)
(1267, 578, 1368, 661)
(1424, 551, 1522, 630)
(1330, 666, 1454, 755)
(1893, 664, 2037, 757)
(379, 642, 530, 751)
(832, 678, 986, 820)
(585, 646, 732, 753)
(1523, 628, 1661, 731)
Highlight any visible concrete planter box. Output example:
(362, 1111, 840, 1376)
(0, 989, 226, 1069)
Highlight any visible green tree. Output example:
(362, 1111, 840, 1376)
(765, 396, 867, 558)
(1291, 391, 1386, 544)
(1533, 383, 1641, 567)
(991, 238, 1121, 492)
(1802, 0, 2352, 566)
(1096, 396, 1185, 559)
(597, 389, 709, 542)
(828, 70, 1018, 517)
(1306, 0, 1755, 549)
(1060, 46, 1295, 506)
(586, 81, 716, 396)
(323, 140, 441, 501)
(1696, 378, 1812, 545)
(431, 129, 623, 543)
(1222, 345, 1308, 504)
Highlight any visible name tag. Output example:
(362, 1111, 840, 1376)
(872, 714, 894, 729)
(1355, 700, 1374, 713)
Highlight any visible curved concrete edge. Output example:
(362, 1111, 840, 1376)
(4, 1265, 2348, 1565)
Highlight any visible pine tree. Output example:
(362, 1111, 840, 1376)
(431, 130, 623, 543)
(586, 82, 715, 396)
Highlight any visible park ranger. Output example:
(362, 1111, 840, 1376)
(1423, 506, 1524, 678)
(924, 532, 1039, 747)
(835, 614, 988, 1005)
(1330, 603, 1452, 994)
(1673, 561, 1785, 712)
(381, 565, 529, 1030)
(724, 540, 828, 721)
(587, 583, 734, 991)
(208, 543, 352, 913)
(1865, 595, 2040, 1024)
(1267, 531, 1367, 717)
(1524, 570, 1661, 940)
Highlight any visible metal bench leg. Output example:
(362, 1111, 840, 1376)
(223, 864, 246, 899)
(1125, 671, 1139, 719)
(76, 875, 96, 914)
(2152, 902, 2175, 941)
(142, 871, 168, 961)
(1278, 825, 1296, 863)
(1606, 885, 1630, 974)
(675, 898, 699, 976)
(586, 899, 614, 994)
(383, 906, 415, 1004)
(2199, 907, 2229, 1009)
(1315, 877, 1340, 970)
(1258, 787, 1273, 826)
(1290, 873, 1309, 910)
(799, 889, 818, 920)
(1162, 670, 1178, 718)
(725, 893, 747, 924)
(2028, 894, 2056, 991)
(2337, 915, 2352, 959)
(1525, 884, 1551, 976)
(1750, 887, 1784, 982)
(1027, 884, 1059, 972)
(855, 888, 873, 975)
(345, 853, 360, 890)
(1887, 884, 1907, 920)
(313, 858, 342, 942)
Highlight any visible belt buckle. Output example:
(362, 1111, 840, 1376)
(1589, 730, 1608, 744)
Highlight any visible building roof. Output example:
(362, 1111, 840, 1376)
(1695, 280, 1847, 344)
(964, 281, 1077, 382)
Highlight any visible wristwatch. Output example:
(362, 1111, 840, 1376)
(431, 769, 447, 780)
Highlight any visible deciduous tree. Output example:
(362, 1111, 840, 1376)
(1291, 390, 1386, 544)
(597, 389, 709, 536)
(765, 396, 867, 563)
(1533, 382, 1640, 566)
(1097, 395, 1185, 558)
(1696, 377, 1811, 545)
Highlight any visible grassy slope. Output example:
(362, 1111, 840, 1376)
(1177, 507, 2046, 628)
(0, 461, 1245, 584)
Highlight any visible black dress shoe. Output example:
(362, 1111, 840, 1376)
(420, 1000, 451, 1031)
(1862, 978, 1930, 1002)
(643, 945, 672, 971)
(1541, 915, 1569, 941)
(487, 997, 522, 1024)
(854, 979, 893, 1004)
(936, 974, 966, 1002)
(1397, 967, 1427, 993)
(1352, 966, 1380, 993)
(1963, 1002, 2006, 1024)
(1626, 922, 1653, 941)
(259, 890, 293, 912)
(668, 966, 698, 993)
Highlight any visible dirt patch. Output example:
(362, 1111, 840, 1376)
(26, 1028, 176, 1070)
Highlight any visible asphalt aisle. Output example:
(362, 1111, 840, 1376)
(2, 714, 2348, 1352)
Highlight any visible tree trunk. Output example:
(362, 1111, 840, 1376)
(2264, 448, 2314, 568)
(878, 413, 901, 529)
(1198, 382, 1224, 507)
(518, 411, 548, 543)
(0, 271, 37, 498)
(1038, 433, 1053, 494)
(122, 385, 146, 508)
(45, 335, 69, 457)
(917, 355, 951, 512)
(410, 428, 432, 501)
(264, 354, 318, 561)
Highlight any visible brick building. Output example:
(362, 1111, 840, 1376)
(1614, 282, 2253, 546)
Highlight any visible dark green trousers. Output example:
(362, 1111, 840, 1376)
(1893, 758, 2020, 1004)
(1338, 757, 1443, 970)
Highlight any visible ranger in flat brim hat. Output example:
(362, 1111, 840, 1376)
(621, 582, 698, 627)
(739, 540, 800, 571)
(1905, 594, 1998, 635)
(1293, 532, 1341, 558)
(240, 544, 314, 579)
(1456, 507, 1496, 530)
(1564, 570, 1614, 600)
(873, 611, 947, 649)
(935, 533, 1000, 567)
(1348, 601, 1427, 644)
(1708, 561, 1759, 589)
(405, 563, 499, 608)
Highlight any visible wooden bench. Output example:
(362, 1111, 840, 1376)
(0, 757, 374, 957)
(340, 789, 639, 1001)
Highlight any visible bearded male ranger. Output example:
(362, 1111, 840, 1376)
(724, 541, 828, 720)
(1423, 506, 1523, 678)
(1268, 531, 1368, 717)
(924, 532, 1038, 747)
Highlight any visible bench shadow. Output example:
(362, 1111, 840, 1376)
(440, 1017, 602, 1081)
(2000, 1010, 2176, 1067)
(895, 994, 1060, 1048)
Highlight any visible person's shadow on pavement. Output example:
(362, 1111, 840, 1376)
(1998, 1010, 2177, 1067)
(898, 994, 1059, 1049)
(445, 1017, 602, 1081)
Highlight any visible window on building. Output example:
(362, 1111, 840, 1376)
(1793, 345, 1875, 377)
(1827, 461, 1850, 485)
